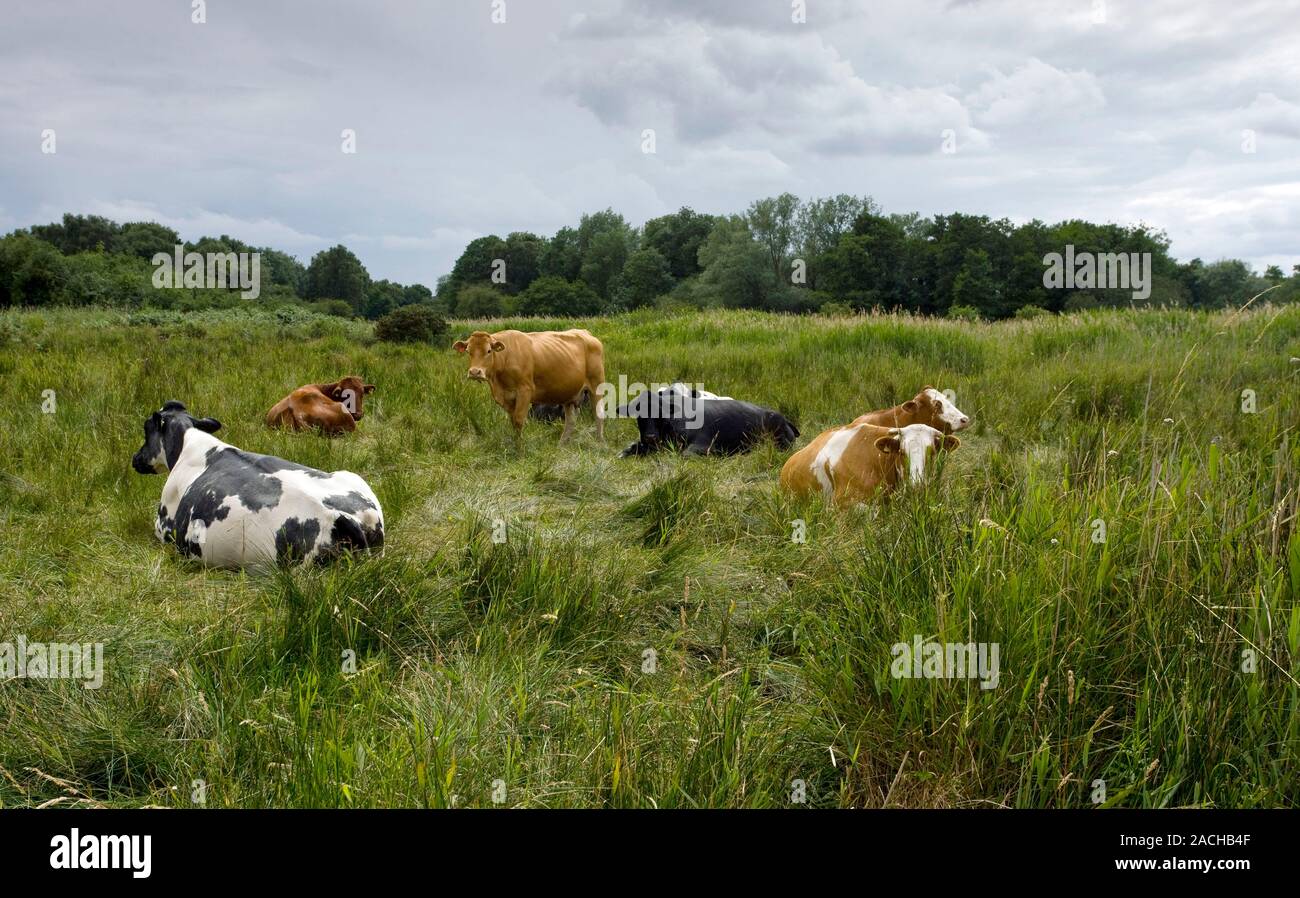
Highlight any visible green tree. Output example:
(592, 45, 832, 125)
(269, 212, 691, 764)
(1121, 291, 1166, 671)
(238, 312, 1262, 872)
(951, 248, 999, 315)
(539, 226, 581, 281)
(455, 283, 506, 318)
(696, 216, 782, 309)
(446, 235, 508, 296)
(818, 213, 910, 311)
(501, 231, 545, 294)
(402, 283, 434, 306)
(112, 222, 181, 260)
(364, 279, 406, 320)
(795, 194, 875, 289)
(580, 228, 633, 300)
(643, 207, 717, 279)
(30, 214, 120, 254)
(257, 249, 307, 294)
(746, 193, 800, 283)
(516, 276, 604, 316)
(616, 247, 674, 309)
(304, 245, 369, 313)
(0, 234, 69, 306)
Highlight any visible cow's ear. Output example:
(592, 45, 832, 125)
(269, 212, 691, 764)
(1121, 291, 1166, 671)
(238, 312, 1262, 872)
(453, 340, 468, 353)
(363, 384, 376, 395)
(902, 400, 918, 412)
(942, 435, 961, 451)
(874, 435, 901, 454)
(490, 340, 506, 353)
(195, 417, 222, 434)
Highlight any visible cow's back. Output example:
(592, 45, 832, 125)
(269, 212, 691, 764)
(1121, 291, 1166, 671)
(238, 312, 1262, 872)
(501, 328, 603, 404)
(781, 423, 894, 503)
(852, 408, 901, 428)
(781, 426, 838, 495)
(684, 399, 792, 454)
(163, 445, 382, 568)
(267, 386, 354, 434)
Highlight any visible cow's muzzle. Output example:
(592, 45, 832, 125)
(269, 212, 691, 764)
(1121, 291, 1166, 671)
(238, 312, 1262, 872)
(467, 368, 488, 382)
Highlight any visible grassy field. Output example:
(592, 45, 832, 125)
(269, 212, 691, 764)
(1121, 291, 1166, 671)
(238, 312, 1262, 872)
(0, 303, 1297, 808)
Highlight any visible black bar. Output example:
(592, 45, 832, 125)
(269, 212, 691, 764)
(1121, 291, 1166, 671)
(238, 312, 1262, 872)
(0, 809, 1282, 883)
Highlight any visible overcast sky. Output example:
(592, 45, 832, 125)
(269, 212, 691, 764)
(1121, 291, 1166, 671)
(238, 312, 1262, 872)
(2, 0, 1297, 287)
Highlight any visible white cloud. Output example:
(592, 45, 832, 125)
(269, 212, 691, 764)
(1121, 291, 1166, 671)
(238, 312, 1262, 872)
(967, 58, 1105, 127)
(1242, 92, 1300, 140)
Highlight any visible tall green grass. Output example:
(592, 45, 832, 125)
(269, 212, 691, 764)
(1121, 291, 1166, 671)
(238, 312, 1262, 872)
(0, 304, 1296, 807)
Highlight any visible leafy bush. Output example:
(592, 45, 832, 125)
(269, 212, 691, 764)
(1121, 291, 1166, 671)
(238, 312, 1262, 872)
(820, 301, 853, 317)
(1014, 304, 1049, 319)
(374, 304, 447, 344)
(516, 276, 604, 317)
(309, 299, 355, 318)
(947, 304, 983, 322)
(455, 284, 507, 318)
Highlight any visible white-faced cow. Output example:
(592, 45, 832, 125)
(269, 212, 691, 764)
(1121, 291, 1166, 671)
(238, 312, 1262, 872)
(780, 421, 959, 506)
(851, 386, 970, 434)
(132, 401, 384, 569)
(453, 329, 606, 442)
(616, 384, 796, 457)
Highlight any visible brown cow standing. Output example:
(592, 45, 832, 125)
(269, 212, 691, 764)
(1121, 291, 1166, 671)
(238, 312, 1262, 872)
(266, 376, 375, 435)
(781, 421, 959, 506)
(453, 329, 605, 442)
(851, 386, 969, 433)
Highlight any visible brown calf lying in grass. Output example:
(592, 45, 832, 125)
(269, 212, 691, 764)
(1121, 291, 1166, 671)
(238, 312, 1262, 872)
(781, 421, 960, 506)
(266, 376, 375, 435)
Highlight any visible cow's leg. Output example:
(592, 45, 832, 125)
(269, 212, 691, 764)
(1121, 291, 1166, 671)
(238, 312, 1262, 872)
(559, 402, 576, 442)
(590, 382, 605, 441)
(509, 391, 531, 445)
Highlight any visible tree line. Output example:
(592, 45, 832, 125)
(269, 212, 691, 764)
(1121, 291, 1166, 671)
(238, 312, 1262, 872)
(0, 214, 429, 319)
(2, 200, 1296, 320)
(437, 196, 1298, 318)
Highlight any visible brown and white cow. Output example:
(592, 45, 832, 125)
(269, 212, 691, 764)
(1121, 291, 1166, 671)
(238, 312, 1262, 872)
(780, 422, 959, 506)
(266, 376, 375, 435)
(851, 386, 970, 434)
(453, 329, 606, 442)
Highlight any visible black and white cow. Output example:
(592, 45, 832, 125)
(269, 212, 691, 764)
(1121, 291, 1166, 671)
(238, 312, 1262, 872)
(131, 401, 384, 569)
(615, 383, 798, 457)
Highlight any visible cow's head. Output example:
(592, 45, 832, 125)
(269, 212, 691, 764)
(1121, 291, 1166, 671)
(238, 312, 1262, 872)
(132, 401, 222, 474)
(452, 331, 505, 382)
(898, 386, 970, 434)
(616, 388, 692, 456)
(873, 423, 960, 485)
(321, 376, 375, 420)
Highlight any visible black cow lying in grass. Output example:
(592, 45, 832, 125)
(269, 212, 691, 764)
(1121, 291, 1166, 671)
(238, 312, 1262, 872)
(615, 383, 798, 457)
(131, 401, 384, 569)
